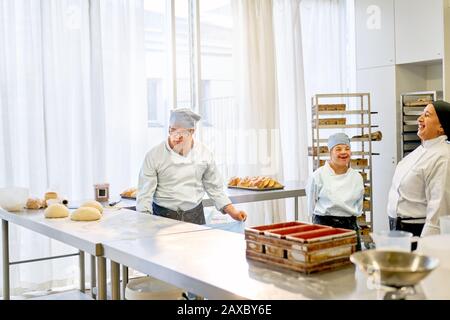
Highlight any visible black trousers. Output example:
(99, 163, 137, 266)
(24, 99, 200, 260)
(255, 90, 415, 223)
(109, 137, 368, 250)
(389, 217, 424, 251)
(152, 202, 206, 225)
(388, 217, 425, 236)
(312, 214, 362, 251)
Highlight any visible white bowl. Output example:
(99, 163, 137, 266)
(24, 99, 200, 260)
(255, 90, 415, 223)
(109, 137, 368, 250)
(0, 187, 29, 212)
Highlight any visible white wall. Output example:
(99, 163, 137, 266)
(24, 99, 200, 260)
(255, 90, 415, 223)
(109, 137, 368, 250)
(357, 66, 396, 232)
(395, 0, 444, 64)
(444, 0, 450, 99)
(355, 0, 395, 69)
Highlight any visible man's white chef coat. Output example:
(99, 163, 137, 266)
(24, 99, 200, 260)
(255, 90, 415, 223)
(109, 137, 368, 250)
(307, 161, 364, 218)
(136, 140, 231, 214)
(387, 135, 450, 236)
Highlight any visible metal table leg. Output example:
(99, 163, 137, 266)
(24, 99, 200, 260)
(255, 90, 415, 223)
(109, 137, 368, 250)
(121, 265, 128, 300)
(295, 197, 299, 221)
(90, 255, 96, 299)
(79, 250, 85, 292)
(111, 261, 120, 300)
(96, 257, 107, 300)
(2, 220, 10, 300)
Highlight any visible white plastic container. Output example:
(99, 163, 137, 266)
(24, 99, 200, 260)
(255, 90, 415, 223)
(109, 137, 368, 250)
(0, 187, 29, 212)
(371, 230, 413, 252)
(125, 277, 185, 300)
(440, 216, 450, 235)
(416, 235, 450, 299)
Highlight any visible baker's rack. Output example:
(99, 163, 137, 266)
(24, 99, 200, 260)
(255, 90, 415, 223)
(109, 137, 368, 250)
(310, 93, 380, 246)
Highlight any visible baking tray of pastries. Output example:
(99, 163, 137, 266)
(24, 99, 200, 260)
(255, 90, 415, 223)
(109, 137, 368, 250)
(227, 176, 284, 191)
(120, 187, 137, 199)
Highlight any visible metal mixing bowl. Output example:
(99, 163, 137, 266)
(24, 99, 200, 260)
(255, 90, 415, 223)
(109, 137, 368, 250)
(350, 249, 439, 288)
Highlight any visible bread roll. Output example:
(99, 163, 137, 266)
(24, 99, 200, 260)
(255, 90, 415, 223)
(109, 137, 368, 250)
(71, 207, 101, 221)
(81, 200, 104, 214)
(45, 203, 69, 218)
(26, 198, 44, 210)
(45, 192, 58, 201)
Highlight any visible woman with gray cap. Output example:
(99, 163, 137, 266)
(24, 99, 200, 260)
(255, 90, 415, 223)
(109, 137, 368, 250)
(136, 108, 247, 224)
(387, 100, 450, 238)
(307, 132, 364, 251)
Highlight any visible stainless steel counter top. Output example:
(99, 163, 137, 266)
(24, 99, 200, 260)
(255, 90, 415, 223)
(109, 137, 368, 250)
(0, 208, 209, 256)
(103, 228, 416, 300)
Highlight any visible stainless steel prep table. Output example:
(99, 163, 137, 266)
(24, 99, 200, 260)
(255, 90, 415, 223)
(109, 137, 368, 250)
(0, 207, 209, 300)
(203, 181, 306, 221)
(119, 180, 307, 220)
(103, 228, 394, 300)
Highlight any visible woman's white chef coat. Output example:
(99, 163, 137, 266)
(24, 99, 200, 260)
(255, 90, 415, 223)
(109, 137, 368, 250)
(136, 140, 231, 213)
(387, 135, 450, 236)
(307, 161, 364, 218)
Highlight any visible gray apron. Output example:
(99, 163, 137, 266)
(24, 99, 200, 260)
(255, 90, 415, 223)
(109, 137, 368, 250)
(152, 202, 206, 225)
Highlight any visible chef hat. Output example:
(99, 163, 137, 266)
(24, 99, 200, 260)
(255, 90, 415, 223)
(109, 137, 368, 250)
(169, 108, 201, 129)
(433, 100, 450, 137)
(327, 132, 350, 151)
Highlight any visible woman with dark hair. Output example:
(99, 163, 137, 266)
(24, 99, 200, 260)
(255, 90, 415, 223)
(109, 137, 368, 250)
(387, 100, 450, 237)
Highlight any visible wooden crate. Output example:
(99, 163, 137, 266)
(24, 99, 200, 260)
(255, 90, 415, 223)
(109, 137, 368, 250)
(245, 222, 357, 274)
(314, 104, 346, 111)
(316, 118, 347, 126)
(351, 158, 368, 168)
(308, 146, 329, 156)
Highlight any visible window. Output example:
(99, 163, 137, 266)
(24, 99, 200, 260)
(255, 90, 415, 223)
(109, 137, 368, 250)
(144, 0, 171, 127)
(199, 0, 233, 127)
(143, 0, 234, 128)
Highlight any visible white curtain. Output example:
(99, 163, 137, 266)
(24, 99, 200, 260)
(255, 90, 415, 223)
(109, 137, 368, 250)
(221, 0, 285, 225)
(300, 0, 356, 100)
(300, 0, 357, 144)
(273, 0, 309, 222)
(0, 0, 149, 296)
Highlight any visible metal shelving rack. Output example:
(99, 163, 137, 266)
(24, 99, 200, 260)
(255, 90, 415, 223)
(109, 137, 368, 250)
(400, 91, 440, 158)
(310, 93, 379, 245)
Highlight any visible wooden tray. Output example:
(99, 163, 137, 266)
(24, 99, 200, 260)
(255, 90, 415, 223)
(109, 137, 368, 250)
(245, 221, 357, 273)
(228, 185, 284, 191)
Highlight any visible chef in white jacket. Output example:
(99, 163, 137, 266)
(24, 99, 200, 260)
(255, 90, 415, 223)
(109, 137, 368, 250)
(306, 133, 364, 250)
(387, 100, 450, 237)
(136, 108, 247, 224)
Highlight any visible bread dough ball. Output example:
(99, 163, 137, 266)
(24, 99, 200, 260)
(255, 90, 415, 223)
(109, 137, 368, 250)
(71, 207, 101, 221)
(45, 203, 69, 218)
(81, 200, 104, 214)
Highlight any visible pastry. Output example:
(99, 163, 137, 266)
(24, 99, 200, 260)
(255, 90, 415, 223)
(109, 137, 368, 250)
(26, 198, 45, 210)
(121, 188, 137, 198)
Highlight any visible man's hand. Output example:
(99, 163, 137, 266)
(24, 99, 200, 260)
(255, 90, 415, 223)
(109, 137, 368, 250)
(223, 204, 247, 222)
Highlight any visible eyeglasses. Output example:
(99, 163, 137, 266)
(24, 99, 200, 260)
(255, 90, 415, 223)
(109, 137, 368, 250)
(168, 128, 193, 138)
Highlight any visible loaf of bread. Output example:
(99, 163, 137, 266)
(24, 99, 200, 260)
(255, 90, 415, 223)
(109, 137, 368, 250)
(26, 198, 45, 210)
